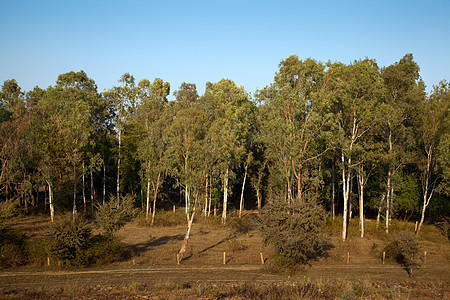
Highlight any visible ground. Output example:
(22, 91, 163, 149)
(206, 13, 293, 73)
(1, 211, 449, 299)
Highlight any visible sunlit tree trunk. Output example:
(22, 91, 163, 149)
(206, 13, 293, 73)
(357, 165, 364, 238)
(416, 146, 434, 236)
(178, 190, 200, 263)
(117, 129, 121, 205)
(151, 172, 161, 226)
(46, 180, 54, 223)
(222, 165, 229, 224)
(82, 161, 86, 212)
(239, 163, 248, 218)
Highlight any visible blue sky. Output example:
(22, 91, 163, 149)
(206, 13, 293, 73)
(1, 0, 449, 98)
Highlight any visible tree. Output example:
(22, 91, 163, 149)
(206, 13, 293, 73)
(134, 78, 170, 224)
(0, 80, 33, 206)
(167, 83, 208, 262)
(104, 74, 137, 205)
(328, 59, 383, 241)
(202, 79, 252, 224)
(380, 54, 425, 233)
(414, 81, 449, 235)
(55, 71, 97, 217)
(256, 56, 332, 208)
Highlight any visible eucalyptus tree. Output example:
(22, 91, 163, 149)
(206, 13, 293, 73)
(327, 59, 384, 241)
(104, 73, 137, 205)
(256, 56, 332, 206)
(414, 81, 449, 235)
(0, 80, 34, 206)
(167, 83, 209, 261)
(202, 79, 252, 224)
(134, 78, 170, 224)
(167, 83, 206, 219)
(380, 54, 425, 233)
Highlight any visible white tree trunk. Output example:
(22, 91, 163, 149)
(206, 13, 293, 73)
(151, 172, 161, 226)
(72, 156, 77, 218)
(204, 173, 209, 217)
(178, 191, 200, 263)
(146, 174, 151, 221)
(357, 166, 364, 238)
(222, 165, 229, 224)
(90, 167, 94, 211)
(117, 130, 121, 206)
(46, 180, 54, 223)
(341, 150, 350, 241)
(239, 164, 248, 218)
(102, 158, 106, 206)
(416, 147, 434, 236)
(82, 161, 86, 212)
(385, 170, 391, 233)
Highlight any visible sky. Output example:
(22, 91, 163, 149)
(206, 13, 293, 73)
(1, 0, 449, 99)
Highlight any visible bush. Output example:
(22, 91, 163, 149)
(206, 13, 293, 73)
(384, 231, 422, 277)
(26, 238, 50, 267)
(95, 194, 138, 235)
(49, 216, 91, 265)
(82, 235, 132, 266)
(0, 228, 28, 268)
(256, 198, 327, 271)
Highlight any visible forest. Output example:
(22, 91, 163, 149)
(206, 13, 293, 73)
(0, 53, 449, 242)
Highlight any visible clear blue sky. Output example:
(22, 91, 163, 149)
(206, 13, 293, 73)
(1, 0, 449, 98)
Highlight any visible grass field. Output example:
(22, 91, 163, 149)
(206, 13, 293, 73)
(1, 210, 449, 299)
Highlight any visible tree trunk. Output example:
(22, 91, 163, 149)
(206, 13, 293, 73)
(185, 185, 190, 222)
(117, 130, 121, 205)
(331, 163, 336, 220)
(416, 147, 434, 236)
(385, 170, 391, 233)
(82, 161, 86, 212)
(222, 165, 229, 224)
(72, 155, 77, 219)
(102, 158, 106, 206)
(239, 164, 248, 218)
(376, 194, 384, 228)
(46, 180, 54, 223)
(146, 172, 151, 221)
(204, 173, 208, 217)
(151, 172, 161, 226)
(357, 166, 364, 238)
(178, 190, 200, 263)
(257, 187, 261, 213)
(208, 175, 212, 216)
(341, 149, 350, 241)
(90, 167, 94, 210)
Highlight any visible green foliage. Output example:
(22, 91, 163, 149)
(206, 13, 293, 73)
(0, 199, 18, 230)
(95, 194, 138, 235)
(384, 231, 422, 277)
(257, 198, 327, 271)
(81, 235, 131, 266)
(0, 226, 28, 269)
(26, 238, 50, 266)
(49, 216, 91, 264)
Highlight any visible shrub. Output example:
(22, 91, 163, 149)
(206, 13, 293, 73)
(256, 198, 327, 271)
(26, 238, 50, 266)
(82, 235, 131, 266)
(0, 226, 28, 269)
(95, 194, 138, 235)
(384, 231, 422, 277)
(49, 216, 91, 265)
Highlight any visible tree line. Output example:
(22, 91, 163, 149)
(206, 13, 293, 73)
(0, 53, 448, 240)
